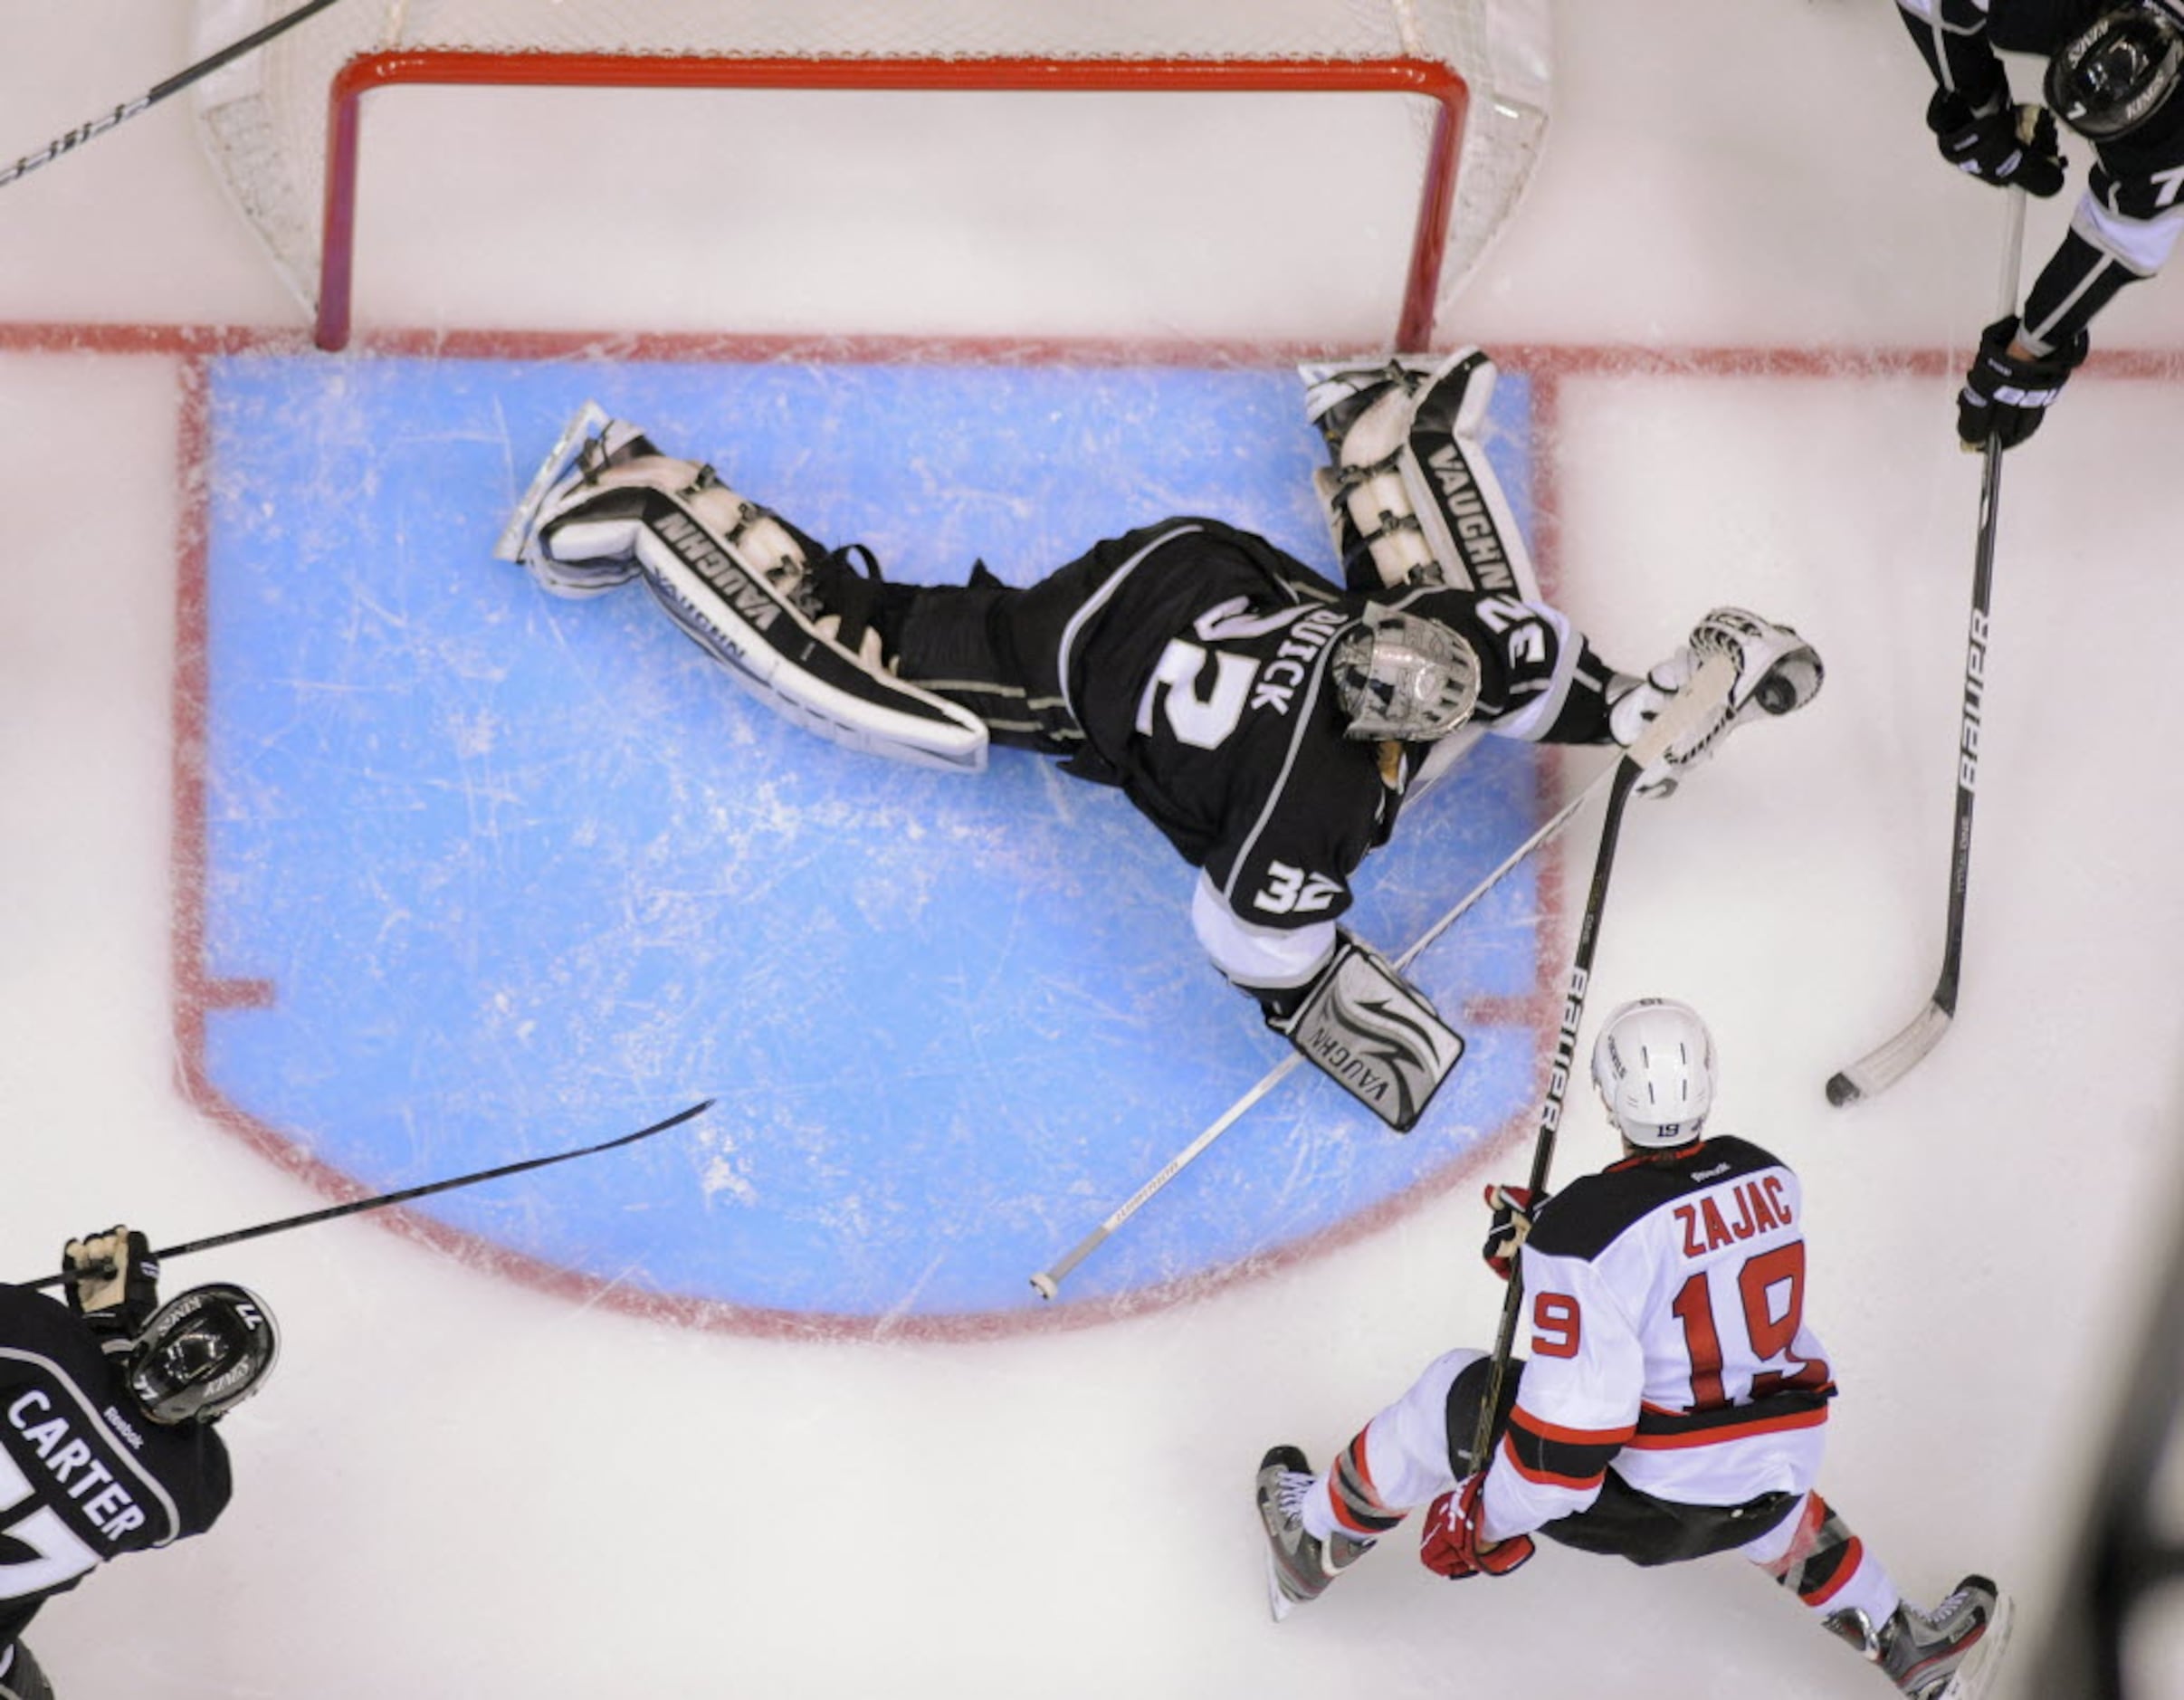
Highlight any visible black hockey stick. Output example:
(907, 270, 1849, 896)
(27, 1098, 713, 1288)
(1826, 177, 2031, 1107)
(0, 0, 351, 190)
(1467, 654, 1736, 1476)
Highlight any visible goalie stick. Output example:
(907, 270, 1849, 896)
(0, 0, 351, 191)
(25, 1098, 712, 1288)
(1031, 755, 1626, 1303)
(1826, 174, 2030, 1108)
(1466, 653, 1737, 1474)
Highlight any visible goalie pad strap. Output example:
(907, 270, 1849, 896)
(1326, 349, 1538, 599)
(1277, 937, 1465, 1132)
(558, 490, 987, 773)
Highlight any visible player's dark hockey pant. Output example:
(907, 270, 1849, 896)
(0, 1640, 53, 1700)
(1444, 1354, 1802, 1569)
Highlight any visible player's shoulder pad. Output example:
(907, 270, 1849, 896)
(1529, 1136, 1788, 1261)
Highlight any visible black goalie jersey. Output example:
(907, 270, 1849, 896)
(1038, 518, 1616, 989)
(0, 1285, 231, 1648)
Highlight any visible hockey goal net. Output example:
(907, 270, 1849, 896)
(189, 0, 1552, 353)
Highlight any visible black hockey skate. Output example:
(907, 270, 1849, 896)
(1826, 1574, 2012, 1700)
(1254, 1445, 1373, 1621)
(495, 403, 669, 596)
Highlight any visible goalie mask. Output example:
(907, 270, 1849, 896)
(125, 1284, 280, 1425)
(1591, 998, 1716, 1149)
(1330, 612, 1481, 742)
(2047, 3, 2184, 139)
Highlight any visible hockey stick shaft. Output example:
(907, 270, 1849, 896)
(0, 0, 349, 190)
(1028, 766, 1619, 1301)
(1468, 654, 1736, 1472)
(1825, 184, 2027, 1107)
(29, 1097, 713, 1288)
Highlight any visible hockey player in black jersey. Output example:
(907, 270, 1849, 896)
(1254, 998, 2009, 1700)
(0, 1228, 277, 1700)
(1897, 0, 2184, 447)
(499, 351, 1821, 1129)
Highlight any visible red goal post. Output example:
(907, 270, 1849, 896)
(188, 1, 1552, 353)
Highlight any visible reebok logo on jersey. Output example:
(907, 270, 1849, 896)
(7, 1390, 148, 1540)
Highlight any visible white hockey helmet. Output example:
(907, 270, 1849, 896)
(1590, 998, 1716, 1148)
(1330, 609, 1481, 742)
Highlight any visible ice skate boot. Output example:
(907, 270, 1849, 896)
(495, 403, 674, 596)
(1255, 1445, 1373, 1621)
(1826, 1575, 2012, 1700)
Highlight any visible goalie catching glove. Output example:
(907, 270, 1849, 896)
(1607, 607, 1822, 796)
(1261, 934, 1465, 1133)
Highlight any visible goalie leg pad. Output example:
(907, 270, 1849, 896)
(1310, 349, 1538, 598)
(1275, 936, 1465, 1132)
(624, 488, 988, 773)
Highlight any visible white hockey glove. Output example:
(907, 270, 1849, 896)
(1608, 607, 1822, 796)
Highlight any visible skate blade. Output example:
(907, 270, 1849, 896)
(493, 400, 610, 562)
(1938, 1590, 2014, 1700)
(1264, 1546, 1294, 1623)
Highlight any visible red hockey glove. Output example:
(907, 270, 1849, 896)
(1419, 1475, 1533, 1581)
(1480, 1184, 1540, 1282)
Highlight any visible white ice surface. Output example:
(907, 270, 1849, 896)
(2, 3, 2181, 1696)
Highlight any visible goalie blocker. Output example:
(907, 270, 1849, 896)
(1266, 935, 1465, 1133)
(501, 406, 987, 774)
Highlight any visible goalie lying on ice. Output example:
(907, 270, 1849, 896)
(496, 351, 1822, 1131)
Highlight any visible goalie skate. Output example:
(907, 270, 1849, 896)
(495, 402, 609, 569)
(508, 414, 988, 772)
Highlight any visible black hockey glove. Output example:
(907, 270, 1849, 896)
(1480, 1184, 1540, 1283)
(1957, 316, 2089, 451)
(62, 1226, 161, 1341)
(1926, 93, 2066, 197)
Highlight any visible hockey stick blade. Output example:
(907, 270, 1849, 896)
(29, 1098, 713, 1287)
(1830, 186, 2025, 1111)
(494, 400, 609, 561)
(1825, 1001, 1951, 1106)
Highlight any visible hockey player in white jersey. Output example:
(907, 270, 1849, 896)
(499, 354, 1821, 1132)
(1254, 999, 2010, 1700)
